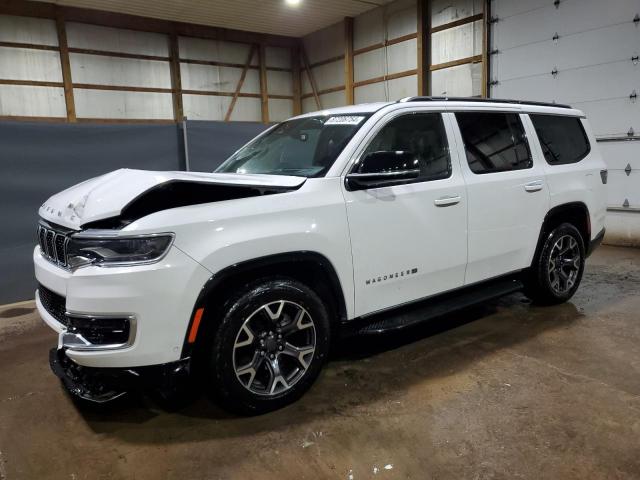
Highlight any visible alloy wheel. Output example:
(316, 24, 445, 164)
(548, 234, 581, 294)
(232, 300, 316, 396)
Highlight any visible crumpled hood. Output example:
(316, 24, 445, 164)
(39, 168, 306, 230)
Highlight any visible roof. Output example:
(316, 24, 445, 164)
(293, 97, 585, 121)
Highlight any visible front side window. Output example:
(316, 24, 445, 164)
(215, 114, 370, 177)
(456, 112, 532, 174)
(359, 113, 452, 182)
(530, 114, 590, 165)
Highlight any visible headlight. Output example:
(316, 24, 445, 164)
(66, 233, 174, 269)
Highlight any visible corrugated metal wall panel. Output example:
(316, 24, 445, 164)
(66, 22, 169, 56)
(74, 89, 173, 119)
(0, 15, 58, 45)
(266, 70, 293, 96)
(354, 8, 385, 50)
(183, 93, 226, 120)
(431, 20, 482, 65)
(268, 98, 293, 122)
(180, 63, 260, 94)
(0, 85, 66, 117)
(265, 47, 291, 69)
(303, 22, 343, 64)
(0, 47, 63, 82)
(431, 62, 482, 96)
(228, 97, 262, 122)
(70, 53, 172, 88)
(178, 37, 254, 64)
(311, 60, 344, 91)
(431, 0, 482, 28)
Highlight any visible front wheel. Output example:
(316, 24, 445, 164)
(524, 222, 586, 305)
(206, 278, 330, 415)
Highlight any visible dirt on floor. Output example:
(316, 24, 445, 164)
(0, 245, 639, 480)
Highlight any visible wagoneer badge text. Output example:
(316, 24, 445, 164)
(366, 268, 418, 285)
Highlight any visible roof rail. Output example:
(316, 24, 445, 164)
(397, 96, 572, 109)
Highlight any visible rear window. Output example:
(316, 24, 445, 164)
(455, 112, 532, 174)
(530, 114, 590, 165)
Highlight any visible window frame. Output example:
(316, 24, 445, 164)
(347, 111, 454, 188)
(529, 113, 591, 166)
(455, 111, 534, 175)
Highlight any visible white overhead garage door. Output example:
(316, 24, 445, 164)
(489, 0, 640, 246)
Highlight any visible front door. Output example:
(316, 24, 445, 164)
(343, 111, 468, 317)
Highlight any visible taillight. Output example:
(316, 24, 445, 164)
(600, 169, 608, 184)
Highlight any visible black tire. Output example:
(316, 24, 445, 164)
(206, 277, 331, 415)
(524, 222, 586, 305)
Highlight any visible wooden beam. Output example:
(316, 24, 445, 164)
(55, 10, 76, 122)
(292, 44, 302, 115)
(0, 0, 298, 49)
(301, 85, 345, 99)
(258, 43, 269, 124)
(69, 47, 169, 62)
(168, 33, 184, 121)
(309, 54, 345, 69)
(481, 0, 489, 98)
(417, 0, 431, 96)
(430, 13, 483, 34)
(225, 44, 256, 121)
(344, 17, 354, 105)
(353, 69, 417, 89)
(0, 41, 59, 51)
(352, 33, 417, 56)
(73, 84, 173, 93)
(0, 79, 64, 87)
(182, 90, 260, 98)
(430, 55, 482, 71)
(301, 45, 321, 110)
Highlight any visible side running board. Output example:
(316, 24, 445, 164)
(349, 276, 524, 336)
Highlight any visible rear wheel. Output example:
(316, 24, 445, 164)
(206, 278, 330, 415)
(524, 222, 585, 305)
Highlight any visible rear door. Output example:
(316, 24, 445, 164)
(343, 109, 468, 317)
(450, 110, 550, 285)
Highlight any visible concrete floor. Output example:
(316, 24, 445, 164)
(0, 245, 639, 480)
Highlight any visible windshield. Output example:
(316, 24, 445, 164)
(215, 114, 370, 177)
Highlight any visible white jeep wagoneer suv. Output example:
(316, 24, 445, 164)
(34, 97, 607, 414)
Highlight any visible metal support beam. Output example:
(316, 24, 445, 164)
(55, 9, 76, 122)
(344, 17, 354, 105)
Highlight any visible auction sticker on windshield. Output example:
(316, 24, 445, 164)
(325, 116, 366, 125)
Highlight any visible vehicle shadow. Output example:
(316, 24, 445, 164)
(76, 290, 587, 444)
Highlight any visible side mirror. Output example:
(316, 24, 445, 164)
(345, 151, 420, 191)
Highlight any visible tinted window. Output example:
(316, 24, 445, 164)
(530, 114, 590, 165)
(456, 112, 532, 174)
(361, 113, 451, 182)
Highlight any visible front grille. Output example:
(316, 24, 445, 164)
(38, 284, 70, 327)
(37, 222, 71, 268)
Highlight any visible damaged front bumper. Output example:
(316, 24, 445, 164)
(49, 348, 191, 403)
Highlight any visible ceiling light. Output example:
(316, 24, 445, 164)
(285, 0, 301, 6)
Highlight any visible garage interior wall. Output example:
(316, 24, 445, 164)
(0, 12, 294, 122)
(299, 0, 489, 109)
(489, 0, 640, 246)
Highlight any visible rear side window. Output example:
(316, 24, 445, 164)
(530, 114, 590, 165)
(456, 112, 532, 174)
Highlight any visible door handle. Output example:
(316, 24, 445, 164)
(524, 180, 544, 192)
(434, 195, 461, 207)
